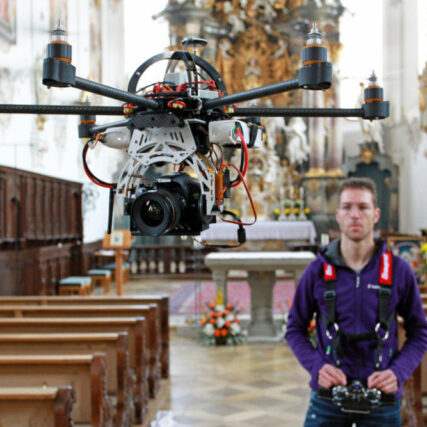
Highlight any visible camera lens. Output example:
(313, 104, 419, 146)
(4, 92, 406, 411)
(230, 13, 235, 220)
(131, 189, 183, 236)
(141, 200, 164, 227)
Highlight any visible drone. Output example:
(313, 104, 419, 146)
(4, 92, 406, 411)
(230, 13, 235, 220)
(0, 22, 389, 245)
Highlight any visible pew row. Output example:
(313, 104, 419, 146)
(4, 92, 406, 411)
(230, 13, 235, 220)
(398, 317, 424, 426)
(0, 354, 112, 426)
(0, 332, 132, 426)
(0, 386, 75, 427)
(0, 317, 147, 424)
(0, 304, 161, 399)
(0, 295, 170, 378)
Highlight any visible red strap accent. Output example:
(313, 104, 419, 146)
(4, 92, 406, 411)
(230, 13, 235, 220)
(324, 263, 336, 281)
(379, 251, 393, 285)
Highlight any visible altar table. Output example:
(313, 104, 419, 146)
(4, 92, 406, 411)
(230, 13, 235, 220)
(204, 251, 316, 338)
(200, 220, 316, 243)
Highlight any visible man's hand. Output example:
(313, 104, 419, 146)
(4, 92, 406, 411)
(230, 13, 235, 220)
(318, 363, 347, 388)
(367, 370, 398, 393)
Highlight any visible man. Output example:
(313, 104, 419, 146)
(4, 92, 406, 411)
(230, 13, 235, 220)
(286, 178, 427, 426)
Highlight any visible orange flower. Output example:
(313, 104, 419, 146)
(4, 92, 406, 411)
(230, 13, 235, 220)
(234, 318, 240, 323)
(214, 329, 221, 337)
(224, 310, 230, 316)
(221, 329, 228, 336)
(209, 311, 215, 318)
(208, 302, 215, 309)
(215, 311, 222, 317)
(209, 318, 216, 325)
(225, 321, 231, 328)
(226, 303, 233, 310)
(200, 318, 206, 325)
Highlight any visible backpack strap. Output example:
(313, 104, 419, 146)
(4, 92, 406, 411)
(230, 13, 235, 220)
(322, 263, 343, 365)
(323, 263, 337, 328)
(321, 253, 395, 369)
(375, 251, 395, 368)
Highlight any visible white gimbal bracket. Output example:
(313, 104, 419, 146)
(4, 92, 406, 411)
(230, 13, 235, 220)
(116, 120, 217, 216)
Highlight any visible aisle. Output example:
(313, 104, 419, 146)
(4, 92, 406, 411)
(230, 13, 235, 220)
(146, 333, 310, 426)
(119, 277, 310, 426)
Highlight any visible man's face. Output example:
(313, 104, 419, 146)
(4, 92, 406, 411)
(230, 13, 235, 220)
(336, 188, 381, 242)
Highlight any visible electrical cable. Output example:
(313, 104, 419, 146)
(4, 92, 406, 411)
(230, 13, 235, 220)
(82, 140, 116, 189)
(217, 164, 257, 226)
(230, 125, 249, 188)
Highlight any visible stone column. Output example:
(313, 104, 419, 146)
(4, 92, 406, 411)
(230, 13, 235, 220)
(306, 90, 326, 176)
(247, 271, 277, 338)
(327, 72, 345, 175)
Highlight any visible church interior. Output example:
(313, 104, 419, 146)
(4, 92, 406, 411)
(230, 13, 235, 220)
(0, 0, 426, 425)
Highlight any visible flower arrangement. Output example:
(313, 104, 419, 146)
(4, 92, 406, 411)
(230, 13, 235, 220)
(200, 292, 244, 345)
(272, 203, 310, 220)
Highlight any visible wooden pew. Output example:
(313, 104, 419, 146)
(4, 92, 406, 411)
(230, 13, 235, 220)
(0, 354, 112, 426)
(0, 332, 132, 427)
(0, 304, 161, 398)
(0, 317, 147, 424)
(0, 295, 170, 379)
(398, 317, 424, 426)
(0, 386, 75, 427)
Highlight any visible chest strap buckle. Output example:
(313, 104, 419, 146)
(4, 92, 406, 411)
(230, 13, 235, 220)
(323, 290, 336, 300)
(374, 322, 389, 341)
(326, 322, 340, 340)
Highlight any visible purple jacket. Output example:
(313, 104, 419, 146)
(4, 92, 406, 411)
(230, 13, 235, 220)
(285, 239, 427, 399)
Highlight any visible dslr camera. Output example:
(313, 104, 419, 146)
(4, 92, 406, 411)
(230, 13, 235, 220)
(126, 172, 215, 237)
(318, 380, 395, 414)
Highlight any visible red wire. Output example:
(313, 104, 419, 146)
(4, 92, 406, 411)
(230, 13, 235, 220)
(176, 80, 217, 92)
(230, 128, 249, 188)
(217, 164, 257, 226)
(82, 144, 114, 189)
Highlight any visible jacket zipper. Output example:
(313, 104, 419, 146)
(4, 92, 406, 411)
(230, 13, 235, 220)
(355, 271, 362, 378)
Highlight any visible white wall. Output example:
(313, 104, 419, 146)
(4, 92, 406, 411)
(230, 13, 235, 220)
(383, 0, 427, 233)
(0, 0, 126, 243)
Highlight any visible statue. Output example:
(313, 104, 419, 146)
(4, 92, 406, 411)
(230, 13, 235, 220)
(264, 115, 286, 151)
(284, 117, 309, 164)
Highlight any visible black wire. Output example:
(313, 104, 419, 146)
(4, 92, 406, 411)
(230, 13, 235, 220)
(82, 140, 117, 188)
(197, 210, 246, 249)
(230, 122, 246, 186)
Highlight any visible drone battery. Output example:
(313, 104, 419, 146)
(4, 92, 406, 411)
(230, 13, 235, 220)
(101, 126, 131, 149)
(209, 120, 262, 148)
(198, 89, 219, 99)
(164, 72, 188, 87)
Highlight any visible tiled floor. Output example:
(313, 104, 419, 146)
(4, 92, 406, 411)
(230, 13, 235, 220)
(144, 334, 311, 426)
(106, 277, 311, 426)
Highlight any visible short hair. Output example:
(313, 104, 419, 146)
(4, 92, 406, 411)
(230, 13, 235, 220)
(338, 177, 378, 207)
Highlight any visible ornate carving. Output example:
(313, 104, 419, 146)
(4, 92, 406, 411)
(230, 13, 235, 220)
(134, 318, 147, 424)
(91, 353, 113, 427)
(53, 385, 76, 427)
(307, 179, 322, 194)
(113, 332, 131, 426)
(305, 167, 327, 177)
(216, 27, 299, 105)
(228, 145, 283, 220)
(401, 367, 423, 427)
(360, 147, 375, 164)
